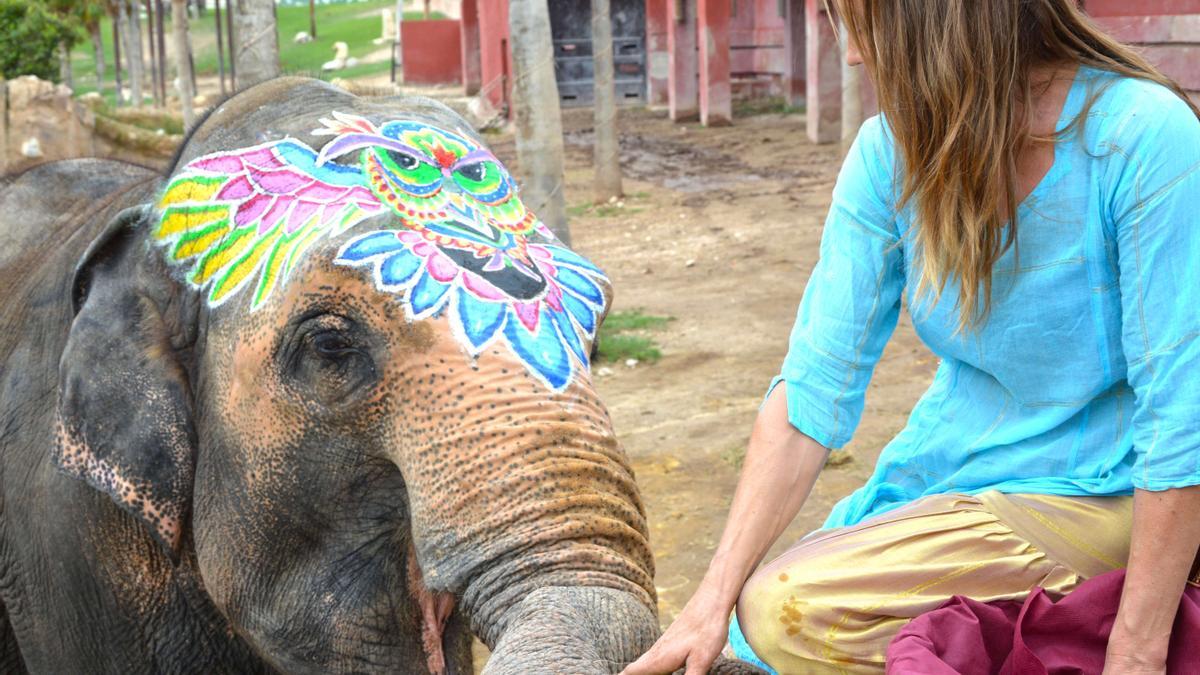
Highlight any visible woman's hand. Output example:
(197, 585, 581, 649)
(1100, 485, 1200, 675)
(623, 387, 829, 675)
(621, 582, 733, 675)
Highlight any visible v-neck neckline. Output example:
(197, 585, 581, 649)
(1018, 64, 1086, 212)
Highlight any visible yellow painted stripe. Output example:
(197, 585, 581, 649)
(172, 222, 230, 261)
(210, 227, 282, 304)
(192, 227, 255, 284)
(157, 205, 228, 239)
(159, 176, 224, 208)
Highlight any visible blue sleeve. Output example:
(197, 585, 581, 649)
(1107, 90, 1200, 490)
(770, 116, 906, 449)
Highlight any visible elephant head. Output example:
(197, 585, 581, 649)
(53, 79, 658, 673)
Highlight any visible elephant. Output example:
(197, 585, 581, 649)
(0, 78, 767, 674)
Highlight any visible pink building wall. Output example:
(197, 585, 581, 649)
(1086, 0, 1200, 104)
(476, 0, 513, 111)
(401, 19, 463, 85)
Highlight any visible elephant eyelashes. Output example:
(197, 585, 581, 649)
(280, 315, 379, 404)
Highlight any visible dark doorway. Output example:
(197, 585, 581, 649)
(549, 0, 647, 107)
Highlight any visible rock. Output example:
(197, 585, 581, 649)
(624, 358, 639, 368)
(293, 31, 313, 44)
(684, 259, 696, 267)
(596, 366, 614, 377)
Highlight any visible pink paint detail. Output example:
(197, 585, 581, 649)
(319, 203, 344, 226)
(234, 193, 272, 227)
(426, 253, 460, 283)
(513, 301, 540, 332)
(527, 244, 554, 262)
(241, 146, 286, 170)
(249, 167, 312, 195)
(215, 175, 254, 201)
(462, 272, 507, 301)
(258, 197, 294, 234)
(287, 201, 320, 233)
(412, 241, 435, 257)
(193, 154, 244, 174)
(347, 185, 378, 203)
(544, 282, 564, 312)
(294, 181, 352, 203)
(398, 230, 426, 246)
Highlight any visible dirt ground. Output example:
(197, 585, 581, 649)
(488, 105, 940, 630)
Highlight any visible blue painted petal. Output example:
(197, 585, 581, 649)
(503, 307, 572, 390)
(409, 270, 451, 316)
(549, 307, 587, 367)
(545, 245, 606, 276)
(561, 293, 597, 336)
(555, 267, 605, 307)
(458, 293, 506, 352)
(378, 250, 423, 288)
(338, 231, 406, 262)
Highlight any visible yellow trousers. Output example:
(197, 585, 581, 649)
(735, 491, 1132, 674)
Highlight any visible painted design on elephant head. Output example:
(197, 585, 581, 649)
(154, 112, 608, 390)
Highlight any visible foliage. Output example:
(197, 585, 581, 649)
(0, 0, 81, 82)
(69, 0, 446, 99)
(596, 309, 674, 364)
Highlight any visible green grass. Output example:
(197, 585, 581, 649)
(595, 309, 674, 364)
(733, 96, 805, 117)
(69, 0, 444, 102)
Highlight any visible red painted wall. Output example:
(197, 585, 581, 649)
(402, 19, 464, 85)
(730, 0, 785, 76)
(477, 0, 513, 111)
(1085, 0, 1200, 15)
(1086, 1, 1200, 103)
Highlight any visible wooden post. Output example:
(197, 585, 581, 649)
(173, 0, 196, 129)
(232, 0, 279, 86)
(697, 0, 731, 126)
(592, 0, 623, 201)
(840, 22, 862, 154)
(214, 0, 227, 96)
(782, 0, 804, 107)
(156, 0, 168, 105)
(112, 17, 124, 105)
(805, 0, 839, 143)
(508, 0, 571, 244)
(143, 0, 159, 107)
(668, 0, 699, 121)
(225, 0, 236, 88)
(309, 0, 317, 39)
(460, 0, 482, 95)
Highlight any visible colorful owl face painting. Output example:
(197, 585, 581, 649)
(154, 112, 608, 391)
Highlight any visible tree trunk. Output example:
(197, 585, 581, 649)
(214, 0, 227, 95)
(591, 0, 622, 203)
(423, 0, 431, 20)
(155, 0, 168, 105)
(143, 0, 160, 107)
(58, 41, 73, 90)
(90, 22, 106, 98)
(508, 0, 571, 244)
(839, 22, 862, 156)
(309, 0, 317, 39)
(392, 0, 403, 83)
(112, 15, 125, 105)
(225, 0, 236, 88)
(123, 0, 144, 107)
(232, 0, 280, 87)
(172, 0, 196, 129)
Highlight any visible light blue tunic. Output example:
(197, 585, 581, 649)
(773, 66, 1200, 530)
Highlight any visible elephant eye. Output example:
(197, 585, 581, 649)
(281, 313, 379, 407)
(458, 162, 487, 182)
(312, 331, 355, 356)
(386, 150, 421, 171)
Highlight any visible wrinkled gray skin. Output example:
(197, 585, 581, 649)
(0, 78, 763, 674)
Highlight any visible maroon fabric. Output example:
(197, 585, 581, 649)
(886, 570, 1200, 674)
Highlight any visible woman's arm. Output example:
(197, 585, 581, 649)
(1104, 485, 1200, 674)
(621, 385, 829, 675)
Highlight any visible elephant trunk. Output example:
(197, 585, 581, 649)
(481, 586, 659, 674)
(389, 356, 660, 673)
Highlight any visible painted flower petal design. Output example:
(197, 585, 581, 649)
(503, 306, 573, 391)
(456, 291, 507, 352)
(158, 113, 611, 392)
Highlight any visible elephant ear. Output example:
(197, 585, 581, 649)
(54, 204, 197, 562)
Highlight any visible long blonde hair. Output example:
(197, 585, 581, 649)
(828, 0, 1200, 329)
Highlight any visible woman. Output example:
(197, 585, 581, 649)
(624, 1, 1200, 673)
